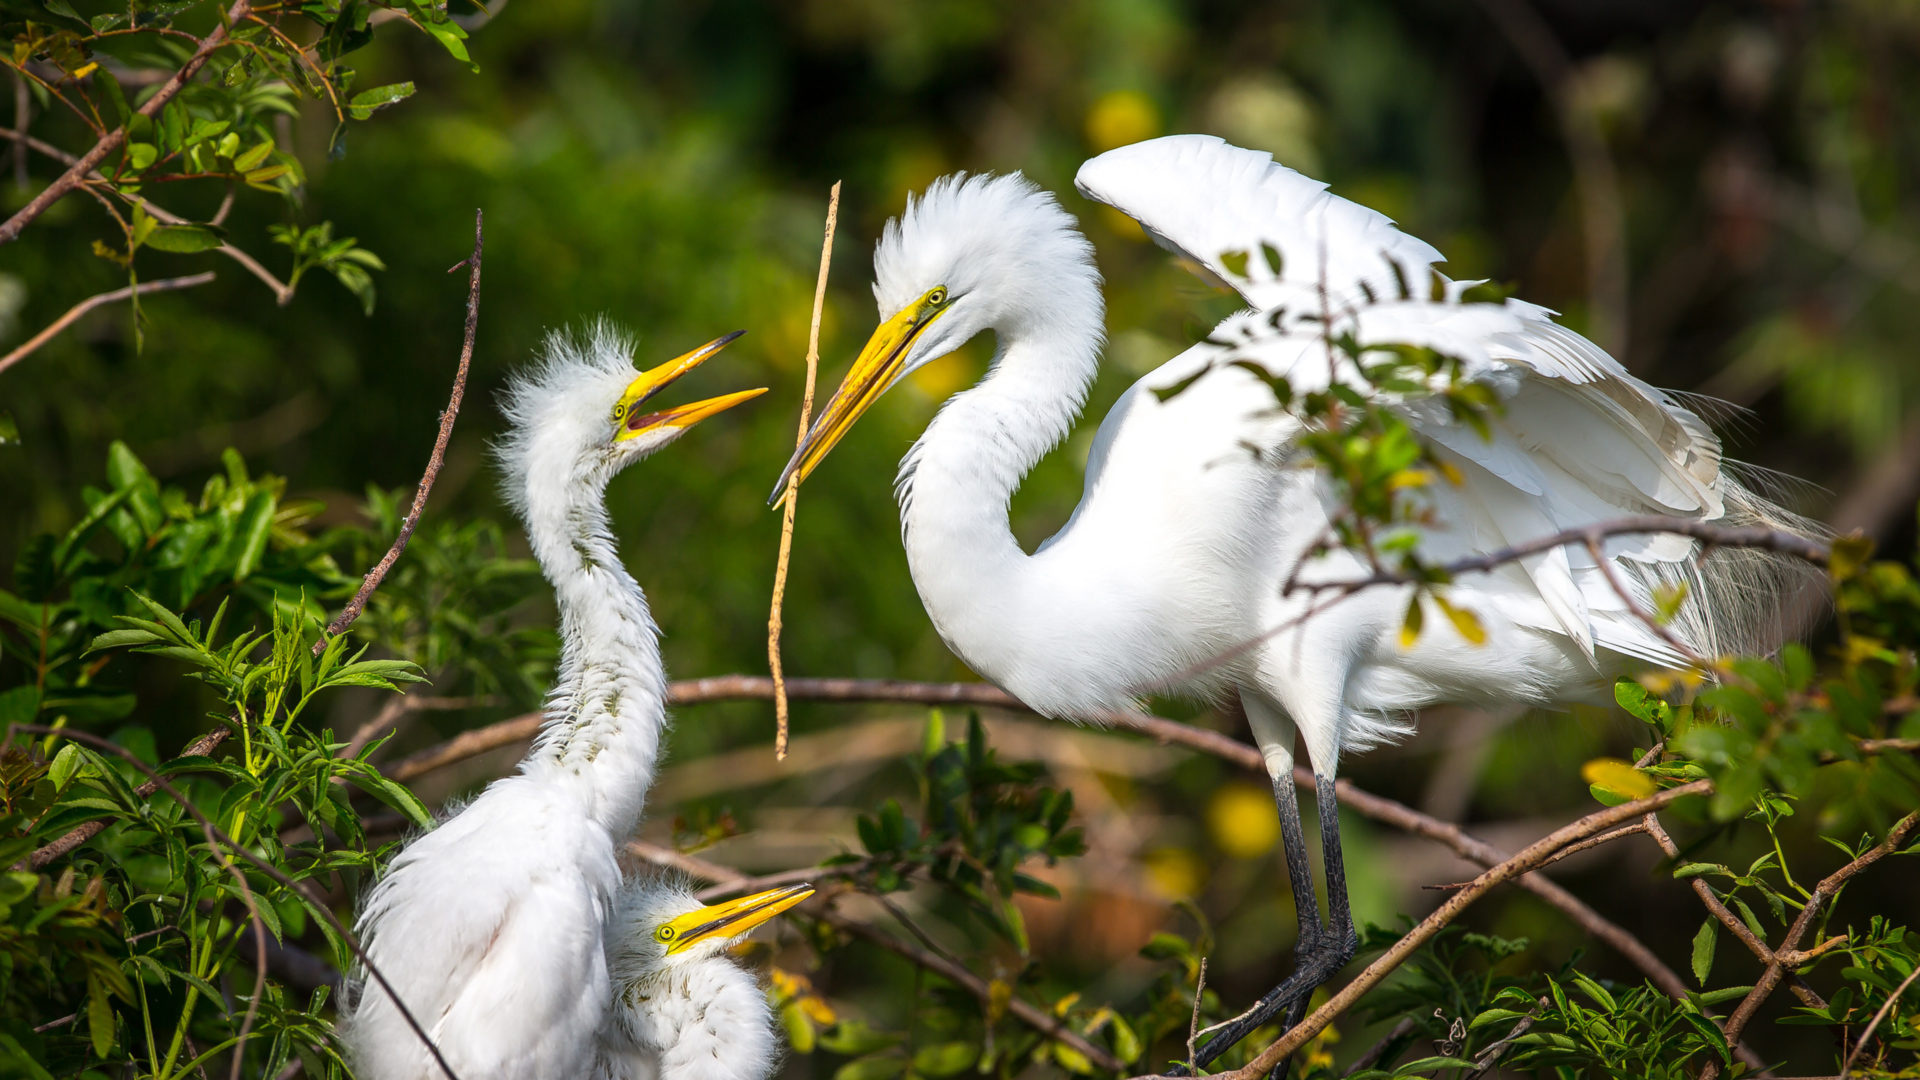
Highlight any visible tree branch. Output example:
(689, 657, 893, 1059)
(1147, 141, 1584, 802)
(0, 272, 216, 376)
(1165, 780, 1716, 1080)
(0, 126, 293, 301)
(312, 209, 482, 655)
(625, 839, 1125, 1072)
(385, 675, 1692, 1006)
(0, 0, 253, 246)
(1703, 810, 1920, 1080)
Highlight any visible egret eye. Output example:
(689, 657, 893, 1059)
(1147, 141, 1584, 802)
(927, 287, 948, 307)
(611, 402, 627, 421)
(654, 925, 675, 943)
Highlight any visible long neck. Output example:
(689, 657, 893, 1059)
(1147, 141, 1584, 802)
(614, 963, 774, 1080)
(898, 321, 1141, 715)
(518, 466, 665, 837)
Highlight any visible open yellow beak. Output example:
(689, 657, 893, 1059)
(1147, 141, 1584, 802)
(614, 330, 766, 440)
(767, 302, 947, 503)
(661, 883, 814, 955)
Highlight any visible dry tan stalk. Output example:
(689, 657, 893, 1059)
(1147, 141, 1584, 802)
(768, 181, 841, 760)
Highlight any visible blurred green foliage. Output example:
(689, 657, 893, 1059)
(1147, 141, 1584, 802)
(4, 1, 1920, 1079)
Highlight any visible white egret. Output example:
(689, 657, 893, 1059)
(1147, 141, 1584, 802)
(771, 135, 1812, 1066)
(344, 325, 786, 1080)
(594, 880, 814, 1080)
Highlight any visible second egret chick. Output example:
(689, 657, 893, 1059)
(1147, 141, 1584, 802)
(595, 881, 815, 1080)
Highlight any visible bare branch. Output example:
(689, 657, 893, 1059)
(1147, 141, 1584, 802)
(0, 0, 254, 245)
(0, 272, 216, 376)
(627, 839, 1125, 1071)
(313, 209, 483, 655)
(388, 675, 1691, 1002)
(768, 181, 840, 760)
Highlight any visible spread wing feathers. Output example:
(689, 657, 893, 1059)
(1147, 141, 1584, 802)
(1082, 135, 1816, 662)
(1076, 134, 1451, 314)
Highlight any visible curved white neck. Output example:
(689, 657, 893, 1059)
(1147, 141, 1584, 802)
(518, 470, 665, 837)
(897, 325, 1149, 715)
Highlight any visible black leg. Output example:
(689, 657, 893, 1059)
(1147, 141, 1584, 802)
(1183, 775, 1357, 1071)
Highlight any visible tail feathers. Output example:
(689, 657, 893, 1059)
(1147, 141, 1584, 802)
(1629, 472, 1828, 663)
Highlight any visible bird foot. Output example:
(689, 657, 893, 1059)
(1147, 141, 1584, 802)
(1169, 931, 1358, 1074)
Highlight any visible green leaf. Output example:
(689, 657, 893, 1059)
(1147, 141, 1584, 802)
(232, 140, 275, 171)
(416, 17, 478, 71)
(47, 743, 81, 788)
(1691, 918, 1717, 986)
(86, 972, 114, 1057)
(145, 225, 225, 254)
(347, 81, 415, 120)
(911, 1042, 977, 1077)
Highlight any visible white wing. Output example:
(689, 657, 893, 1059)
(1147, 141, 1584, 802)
(1076, 135, 1766, 662)
(344, 780, 620, 1080)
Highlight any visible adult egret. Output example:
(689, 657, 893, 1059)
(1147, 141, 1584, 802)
(344, 325, 779, 1080)
(594, 880, 814, 1080)
(771, 135, 1811, 1066)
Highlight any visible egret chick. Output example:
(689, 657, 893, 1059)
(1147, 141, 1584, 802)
(343, 325, 764, 1080)
(595, 881, 814, 1080)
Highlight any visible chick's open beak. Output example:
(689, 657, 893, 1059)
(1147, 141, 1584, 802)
(662, 883, 814, 955)
(614, 330, 766, 440)
(767, 302, 946, 503)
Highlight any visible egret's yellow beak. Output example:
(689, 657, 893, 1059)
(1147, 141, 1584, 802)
(767, 294, 949, 503)
(614, 330, 766, 440)
(660, 883, 814, 955)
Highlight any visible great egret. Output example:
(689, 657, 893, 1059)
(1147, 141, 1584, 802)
(594, 880, 814, 1080)
(344, 325, 778, 1080)
(771, 135, 1811, 1066)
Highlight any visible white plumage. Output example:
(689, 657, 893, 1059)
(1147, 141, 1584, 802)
(774, 134, 1815, 1065)
(342, 325, 788, 1080)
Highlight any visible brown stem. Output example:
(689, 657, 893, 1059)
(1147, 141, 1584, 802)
(0, 0, 253, 245)
(768, 181, 840, 760)
(0, 272, 216, 375)
(1840, 962, 1920, 1078)
(626, 839, 1124, 1072)
(313, 209, 482, 655)
(389, 675, 1692, 1003)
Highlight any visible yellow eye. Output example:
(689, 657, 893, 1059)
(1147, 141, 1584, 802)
(927, 287, 948, 307)
(612, 402, 627, 420)
(654, 925, 675, 943)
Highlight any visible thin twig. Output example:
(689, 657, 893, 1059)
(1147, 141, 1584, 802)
(1186, 957, 1209, 1072)
(1463, 997, 1548, 1080)
(768, 180, 840, 760)
(313, 209, 483, 656)
(0, 272, 216, 375)
(1839, 962, 1920, 1078)
(626, 839, 1123, 1071)
(1341, 1016, 1417, 1077)
(11, 725, 462, 1080)
(0, 0, 253, 245)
